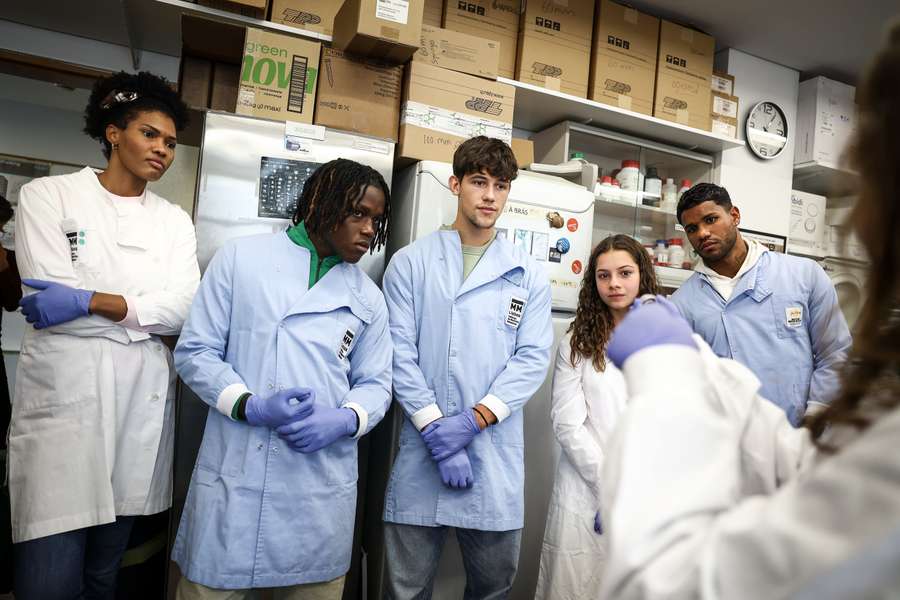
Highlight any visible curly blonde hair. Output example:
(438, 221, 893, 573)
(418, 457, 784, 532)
(569, 234, 660, 371)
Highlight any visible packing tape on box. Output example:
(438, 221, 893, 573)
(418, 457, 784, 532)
(401, 101, 513, 143)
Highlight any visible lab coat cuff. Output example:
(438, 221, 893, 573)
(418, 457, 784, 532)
(478, 394, 511, 423)
(116, 296, 142, 329)
(622, 345, 703, 397)
(411, 403, 443, 431)
(217, 383, 251, 420)
(343, 402, 368, 439)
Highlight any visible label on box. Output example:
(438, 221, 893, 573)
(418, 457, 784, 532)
(711, 118, 736, 138)
(376, 0, 409, 24)
(354, 138, 392, 155)
(711, 74, 733, 95)
(712, 96, 738, 119)
(401, 101, 512, 143)
(285, 122, 326, 140)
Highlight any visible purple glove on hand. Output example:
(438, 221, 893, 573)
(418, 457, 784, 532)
(594, 511, 603, 535)
(245, 387, 315, 428)
(276, 405, 358, 453)
(422, 410, 481, 462)
(607, 295, 696, 369)
(437, 448, 474, 489)
(19, 278, 93, 329)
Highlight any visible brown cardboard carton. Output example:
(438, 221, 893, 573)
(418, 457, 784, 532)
(398, 61, 516, 162)
(179, 56, 212, 109)
(236, 27, 321, 124)
(414, 24, 500, 79)
(198, 0, 267, 19)
(515, 0, 594, 98)
(211, 62, 241, 111)
(589, 0, 659, 115)
(653, 20, 715, 130)
(443, 0, 520, 79)
(314, 47, 403, 140)
(332, 0, 424, 63)
(511, 137, 533, 167)
(423, 0, 443, 27)
(709, 90, 738, 138)
(711, 71, 734, 96)
(269, 0, 339, 37)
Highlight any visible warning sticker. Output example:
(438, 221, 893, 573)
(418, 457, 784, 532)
(376, 0, 409, 24)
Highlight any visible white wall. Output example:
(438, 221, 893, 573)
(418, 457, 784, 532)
(715, 49, 800, 237)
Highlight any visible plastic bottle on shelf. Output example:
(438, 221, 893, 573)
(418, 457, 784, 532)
(678, 179, 692, 200)
(661, 178, 678, 212)
(610, 179, 623, 203)
(668, 238, 685, 269)
(643, 166, 661, 206)
(654, 239, 669, 266)
(596, 175, 614, 200)
(616, 160, 641, 191)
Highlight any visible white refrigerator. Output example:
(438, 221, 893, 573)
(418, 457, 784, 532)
(361, 161, 595, 599)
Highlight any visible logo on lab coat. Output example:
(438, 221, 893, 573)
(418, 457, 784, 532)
(785, 306, 803, 328)
(506, 296, 526, 328)
(337, 328, 356, 360)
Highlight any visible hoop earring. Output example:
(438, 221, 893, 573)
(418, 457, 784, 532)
(112, 143, 119, 151)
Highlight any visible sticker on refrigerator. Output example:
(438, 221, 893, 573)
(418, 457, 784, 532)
(513, 229, 533, 250)
(376, 0, 409, 24)
(548, 248, 562, 263)
(571, 260, 583, 275)
(556, 238, 571, 254)
(258, 156, 322, 219)
(531, 232, 549, 262)
(546, 211, 564, 228)
(566, 218, 579, 232)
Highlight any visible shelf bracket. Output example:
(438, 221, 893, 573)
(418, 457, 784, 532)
(121, 0, 142, 70)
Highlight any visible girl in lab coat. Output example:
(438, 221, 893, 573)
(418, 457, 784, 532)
(600, 24, 900, 600)
(536, 234, 659, 600)
(8, 71, 199, 599)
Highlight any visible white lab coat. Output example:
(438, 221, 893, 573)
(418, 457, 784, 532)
(536, 334, 627, 600)
(7, 167, 199, 542)
(600, 336, 900, 600)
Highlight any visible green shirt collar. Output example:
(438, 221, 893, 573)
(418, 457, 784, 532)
(286, 222, 342, 288)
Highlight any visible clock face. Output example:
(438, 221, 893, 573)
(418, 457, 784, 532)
(746, 101, 788, 160)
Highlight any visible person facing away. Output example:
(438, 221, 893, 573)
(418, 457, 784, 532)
(535, 234, 660, 600)
(8, 70, 199, 599)
(670, 183, 851, 425)
(380, 135, 553, 599)
(172, 158, 393, 599)
(599, 22, 900, 600)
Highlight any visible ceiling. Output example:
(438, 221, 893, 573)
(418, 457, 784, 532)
(0, 0, 897, 84)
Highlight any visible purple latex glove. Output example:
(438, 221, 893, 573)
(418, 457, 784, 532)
(594, 511, 603, 535)
(607, 295, 696, 369)
(437, 448, 474, 489)
(245, 387, 315, 428)
(421, 410, 481, 462)
(276, 405, 358, 453)
(19, 278, 93, 329)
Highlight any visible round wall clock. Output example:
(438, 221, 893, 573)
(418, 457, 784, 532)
(746, 101, 788, 160)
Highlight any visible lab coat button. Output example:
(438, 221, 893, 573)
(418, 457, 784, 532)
(257, 443, 264, 450)
(267, 383, 274, 390)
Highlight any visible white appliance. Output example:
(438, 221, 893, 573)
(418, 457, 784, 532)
(794, 76, 857, 168)
(787, 189, 827, 258)
(363, 160, 593, 600)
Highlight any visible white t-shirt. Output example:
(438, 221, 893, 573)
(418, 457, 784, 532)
(695, 239, 766, 301)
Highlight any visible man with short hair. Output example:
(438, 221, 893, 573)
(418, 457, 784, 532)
(381, 136, 553, 598)
(671, 183, 851, 426)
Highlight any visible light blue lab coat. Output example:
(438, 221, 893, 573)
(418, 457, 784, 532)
(171, 232, 391, 588)
(382, 230, 553, 531)
(672, 250, 851, 426)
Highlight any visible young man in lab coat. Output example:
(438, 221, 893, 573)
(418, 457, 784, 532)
(381, 136, 554, 598)
(171, 159, 393, 598)
(671, 183, 851, 425)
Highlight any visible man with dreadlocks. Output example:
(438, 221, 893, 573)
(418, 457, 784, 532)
(171, 158, 392, 598)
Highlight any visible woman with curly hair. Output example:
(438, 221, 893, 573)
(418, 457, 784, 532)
(536, 233, 659, 600)
(8, 71, 199, 598)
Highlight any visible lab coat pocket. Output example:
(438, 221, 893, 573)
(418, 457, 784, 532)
(15, 337, 97, 411)
(490, 410, 524, 447)
(771, 296, 807, 339)
(325, 438, 359, 486)
(72, 227, 100, 273)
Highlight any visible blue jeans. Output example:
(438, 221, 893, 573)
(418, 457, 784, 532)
(383, 522, 522, 600)
(13, 516, 136, 600)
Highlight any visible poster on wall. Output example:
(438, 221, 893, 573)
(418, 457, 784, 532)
(739, 228, 787, 254)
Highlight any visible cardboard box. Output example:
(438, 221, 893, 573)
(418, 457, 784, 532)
(314, 47, 403, 140)
(711, 91, 738, 118)
(179, 56, 212, 109)
(653, 20, 714, 130)
(443, 0, 520, 79)
(398, 61, 516, 162)
(787, 190, 827, 257)
(711, 71, 734, 96)
(511, 137, 533, 167)
(710, 115, 736, 138)
(414, 24, 500, 79)
(269, 0, 339, 37)
(332, 0, 424, 63)
(198, 0, 267, 19)
(423, 0, 443, 27)
(515, 0, 594, 98)
(589, 0, 659, 115)
(236, 27, 320, 124)
(211, 62, 241, 111)
(794, 76, 857, 168)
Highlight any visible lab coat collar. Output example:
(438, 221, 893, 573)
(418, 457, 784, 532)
(281, 236, 374, 323)
(706, 251, 772, 305)
(443, 230, 525, 297)
(81, 167, 154, 250)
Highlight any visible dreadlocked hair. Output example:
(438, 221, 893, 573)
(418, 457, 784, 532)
(291, 159, 391, 251)
(84, 71, 188, 160)
(807, 22, 900, 449)
(569, 234, 660, 371)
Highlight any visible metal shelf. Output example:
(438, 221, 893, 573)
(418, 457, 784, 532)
(792, 160, 857, 197)
(501, 77, 745, 154)
(593, 191, 676, 228)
